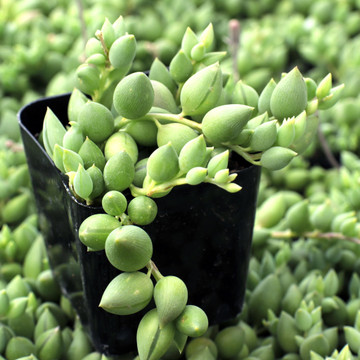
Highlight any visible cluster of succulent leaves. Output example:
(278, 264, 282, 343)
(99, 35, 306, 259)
(5, 136, 360, 360)
(0, 136, 109, 360)
(38, 15, 344, 360)
(3, 0, 360, 101)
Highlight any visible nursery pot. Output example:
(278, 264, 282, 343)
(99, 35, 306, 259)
(18, 93, 261, 357)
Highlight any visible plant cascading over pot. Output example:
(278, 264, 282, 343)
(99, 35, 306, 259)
(25, 15, 343, 360)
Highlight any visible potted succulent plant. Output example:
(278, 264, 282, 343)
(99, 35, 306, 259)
(18, 16, 343, 359)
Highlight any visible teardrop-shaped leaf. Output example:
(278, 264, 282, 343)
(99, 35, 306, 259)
(74, 164, 93, 200)
(78, 137, 106, 171)
(67, 88, 88, 123)
(199, 23, 214, 50)
(63, 148, 84, 173)
(137, 308, 175, 360)
(43, 108, 66, 159)
(53, 144, 65, 173)
(207, 150, 229, 178)
(154, 276, 188, 329)
(179, 135, 207, 173)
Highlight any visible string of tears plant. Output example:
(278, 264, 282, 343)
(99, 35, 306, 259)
(40, 16, 343, 360)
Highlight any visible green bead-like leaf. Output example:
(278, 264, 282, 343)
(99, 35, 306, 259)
(249, 120, 278, 152)
(207, 150, 229, 178)
(190, 42, 206, 62)
(105, 225, 153, 272)
(0, 290, 10, 317)
(102, 190, 127, 217)
(185, 337, 218, 360)
(179, 135, 207, 173)
(52, 144, 65, 173)
(86, 53, 106, 66)
(76, 64, 101, 95)
(63, 148, 84, 173)
(248, 274, 282, 325)
(127, 196, 158, 226)
(275, 117, 295, 148)
(104, 131, 138, 163)
(286, 200, 312, 235)
(84, 38, 104, 58)
(77, 101, 114, 143)
(113, 72, 154, 119)
(175, 305, 208, 338)
(276, 311, 301, 353)
(316, 73, 332, 100)
(78, 137, 106, 171)
(34, 308, 59, 342)
(112, 15, 126, 37)
(5, 336, 36, 360)
(299, 334, 329, 360)
(6, 297, 28, 319)
(151, 80, 179, 113)
(100, 18, 116, 49)
(35, 326, 63, 360)
(169, 50, 193, 83)
(62, 122, 85, 153)
(43, 108, 66, 159)
(232, 81, 259, 110)
(109, 34, 137, 76)
(103, 151, 135, 192)
(147, 143, 179, 183)
(199, 23, 214, 51)
(100, 272, 153, 315)
(154, 276, 188, 328)
(258, 79, 276, 115)
(78, 214, 120, 251)
(202, 104, 254, 144)
(74, 164, 93, 200)
(149, 58, 177, 96)
(180, 63, 222, 116)
(137, 308, 175, 360)
(186, 167, 207, 185)
(260, 146, 297, 171)
(0, 324, 14, 354)
(157, 123, 198, 155)
(270, 67, 307, 121)
(124, 120, 158, 147)
(67, 88, 88, 123)
(215, 326, 244, 359)
(86, 165, 105, 200)
(181, 27, 199, 58)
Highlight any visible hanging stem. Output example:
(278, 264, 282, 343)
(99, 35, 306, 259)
(146, 260, 164, 282)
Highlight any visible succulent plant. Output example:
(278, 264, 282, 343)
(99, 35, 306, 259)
(37, 15, 345, 360)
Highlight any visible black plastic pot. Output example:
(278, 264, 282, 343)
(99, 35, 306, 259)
(18, 93, 261, 357)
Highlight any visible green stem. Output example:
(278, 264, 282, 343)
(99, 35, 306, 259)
(270, 229, 360, 245)
(119, 213, 132, 225)
(95, 30, 109, 59)
(129, 184, 147, 197)
(92, 66, 113, 103)
(227, 144, 262, 166)
(146, 260, 164, 282)
(145, 113, 202, 132)
(130, 176, 189, 197)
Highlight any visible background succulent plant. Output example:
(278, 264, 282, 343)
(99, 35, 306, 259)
(2, 0, 360, 359)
